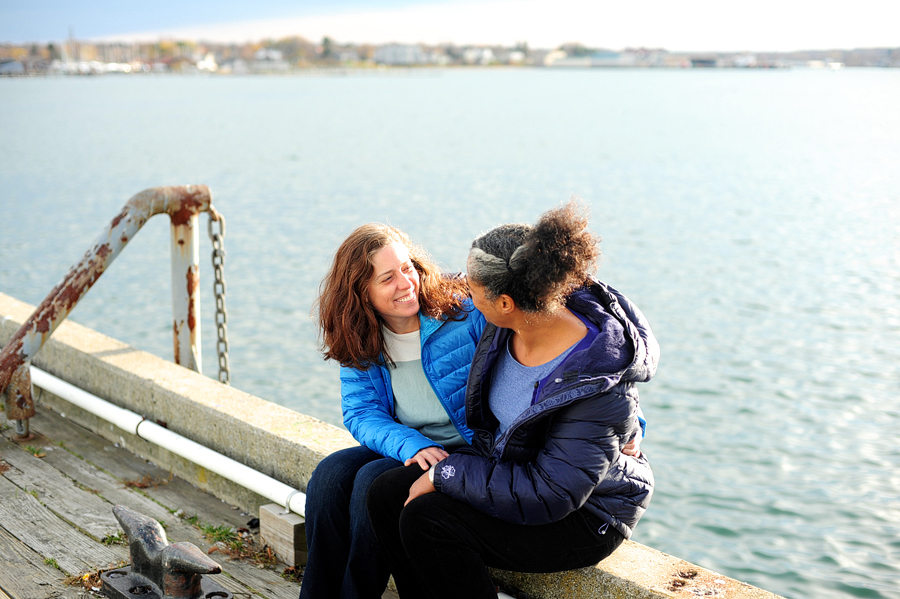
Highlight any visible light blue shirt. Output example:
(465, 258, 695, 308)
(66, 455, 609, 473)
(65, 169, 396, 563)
(383, 326, 465, 449)
(488, 336, 575, 438)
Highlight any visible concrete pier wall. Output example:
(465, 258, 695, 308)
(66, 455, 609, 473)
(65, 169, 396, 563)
(0, 292, 784, 599)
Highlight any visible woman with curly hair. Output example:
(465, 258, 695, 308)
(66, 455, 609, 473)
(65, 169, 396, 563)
(300, 223, 486, 599)
(367, 202, 658, 599)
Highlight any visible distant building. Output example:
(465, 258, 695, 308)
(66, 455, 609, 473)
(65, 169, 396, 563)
(462, 47, 494, 65)
(549, 50, 636, 67)
(167, 57, 197, 73)
(0, 59, 24, 75)
(590, 50, 634, 66)
(197, 53, 218, 72)
(505, 50, 526, 64)
(373, 44, 428, 65)
(542, 50, 567, 66)
(250, 49, 291, 73)
(335, 49, 360, 63)
(690, 56, 719, 68)
(733, 54, 758, 68)
(255, 48, 283, 62)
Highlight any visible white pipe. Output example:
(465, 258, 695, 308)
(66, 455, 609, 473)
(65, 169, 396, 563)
(31, 368, 144, 434)
(29, 366, 306, 517)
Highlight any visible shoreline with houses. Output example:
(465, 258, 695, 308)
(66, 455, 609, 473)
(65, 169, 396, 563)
(2, 37, 899, 76)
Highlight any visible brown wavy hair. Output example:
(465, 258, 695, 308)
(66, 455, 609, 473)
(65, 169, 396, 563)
(315, 223, 469, 370)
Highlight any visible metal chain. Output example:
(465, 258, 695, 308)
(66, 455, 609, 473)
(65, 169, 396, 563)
(208, 210, 231, 385)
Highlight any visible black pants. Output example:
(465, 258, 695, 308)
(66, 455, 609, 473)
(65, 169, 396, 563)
(366, 464, 625, 599)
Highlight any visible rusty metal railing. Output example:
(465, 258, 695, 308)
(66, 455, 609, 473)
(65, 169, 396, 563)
(0, 185, 222, 439)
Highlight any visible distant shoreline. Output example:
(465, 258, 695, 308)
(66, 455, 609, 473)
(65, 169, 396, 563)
(2, 39, 898, 77)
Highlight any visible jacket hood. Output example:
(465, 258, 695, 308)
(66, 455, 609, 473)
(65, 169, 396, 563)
(565, 278, 660, 386)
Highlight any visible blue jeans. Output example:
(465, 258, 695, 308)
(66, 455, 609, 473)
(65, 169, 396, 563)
(299, 445, 403, 599)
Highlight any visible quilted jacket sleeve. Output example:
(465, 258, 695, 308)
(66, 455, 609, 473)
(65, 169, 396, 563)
(435, 392, 629, 525)
(340, 365, 442, 463)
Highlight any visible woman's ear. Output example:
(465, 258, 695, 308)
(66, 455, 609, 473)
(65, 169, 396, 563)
(497, 294, 516, 315)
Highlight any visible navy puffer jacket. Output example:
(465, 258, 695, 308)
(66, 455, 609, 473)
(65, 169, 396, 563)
(433, 280, 658, 539)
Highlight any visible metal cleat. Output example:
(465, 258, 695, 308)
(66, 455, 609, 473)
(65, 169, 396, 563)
(101, 505, 232, 599)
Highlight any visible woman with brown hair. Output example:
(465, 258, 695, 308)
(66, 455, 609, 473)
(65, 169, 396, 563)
(367, 202, 657, 599)
(299, 223, 486, 599)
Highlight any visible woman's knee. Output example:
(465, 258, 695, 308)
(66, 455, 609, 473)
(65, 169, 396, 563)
(366, 467, 397, 516)
(308, 446, 377, 504)
(356, 457, 402, 489)
(366, 466, 417, 526)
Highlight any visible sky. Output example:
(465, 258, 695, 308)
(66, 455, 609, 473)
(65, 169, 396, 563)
(2, 0, 899, 53)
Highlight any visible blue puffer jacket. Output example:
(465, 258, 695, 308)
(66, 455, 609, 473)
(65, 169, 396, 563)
(433, 280, 658, 539)
(340, 299, 486, 463)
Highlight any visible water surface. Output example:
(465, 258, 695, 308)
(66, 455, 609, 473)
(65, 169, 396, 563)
(2, 68, 899, 599)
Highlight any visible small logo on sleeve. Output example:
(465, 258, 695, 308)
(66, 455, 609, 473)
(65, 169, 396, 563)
(440, 465, 456, 480)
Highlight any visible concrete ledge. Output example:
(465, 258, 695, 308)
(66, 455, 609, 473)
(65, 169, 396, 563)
(0, 292, 784, 599)
(491, 540, 782, 598)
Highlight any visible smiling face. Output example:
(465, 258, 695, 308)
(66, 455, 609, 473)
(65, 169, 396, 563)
(368, 241, 421, 334)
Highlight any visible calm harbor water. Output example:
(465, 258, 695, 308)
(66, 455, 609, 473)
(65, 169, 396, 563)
(2, 68, 899, 599)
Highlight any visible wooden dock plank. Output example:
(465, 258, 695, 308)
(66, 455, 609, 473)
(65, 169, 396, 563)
(0, 437, 120, 540)
(216, 574, 257, 599)
(2, 408, 300, 599)
(19, 406, 250, 530)
(0, 474, 125, 576)
(0, 525, 77, 599)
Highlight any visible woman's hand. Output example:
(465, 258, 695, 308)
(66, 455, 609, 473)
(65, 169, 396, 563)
(404, 471, 435, 506)
(404, 446, 449, 470)
(622, 435, 642, 459)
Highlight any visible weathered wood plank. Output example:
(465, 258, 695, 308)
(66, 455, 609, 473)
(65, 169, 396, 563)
(2, 409, 299, 599)
(0, 524, 87, 599)
(0, 474, 125, 576)
(0, 437, 120, 540)
(215, 574, 256, 598)
(15, 406, 250, 530)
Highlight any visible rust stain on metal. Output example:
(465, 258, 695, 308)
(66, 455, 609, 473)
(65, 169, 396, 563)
(186, 267, 199, 331)
(162, 560, 206, 598)
(110, 208, 128, 230)
(173, 321, 181, 364)
(30, 244, 114, 338)
(4, 364, 35, 421)
(168, 187, 208, 227)
(0, 350, 22, 393)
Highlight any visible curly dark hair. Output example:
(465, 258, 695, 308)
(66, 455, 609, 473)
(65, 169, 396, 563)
(468, 200, 599, 312)
(315, 223, 469, 370)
